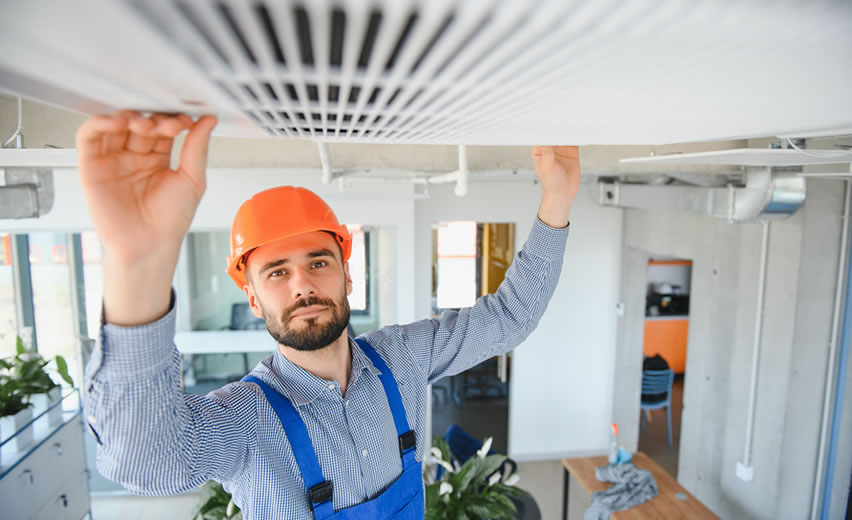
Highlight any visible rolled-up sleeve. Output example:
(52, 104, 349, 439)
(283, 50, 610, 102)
(83, 292, 258, 495)
(401, 217, 570, 383)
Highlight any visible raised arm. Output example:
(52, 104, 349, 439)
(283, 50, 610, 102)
(78, 112, 255, 493)
(397, 146, 581, 382)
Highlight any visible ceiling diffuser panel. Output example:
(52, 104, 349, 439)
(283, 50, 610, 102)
(1, 0, 850, 145)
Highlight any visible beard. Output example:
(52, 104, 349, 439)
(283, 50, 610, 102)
(260, 292, 351, 352)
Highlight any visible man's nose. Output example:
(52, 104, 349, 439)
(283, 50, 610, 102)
(289, 268, 317, 300)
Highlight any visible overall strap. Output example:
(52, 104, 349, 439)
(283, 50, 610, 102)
(242, 375, 334, 518)
(354, 338, 417, 467)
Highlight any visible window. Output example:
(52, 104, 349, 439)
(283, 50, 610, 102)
(81, 231, 104, 338)
(347, 225, 369, 313)
(432, 221, 515, 315)
(0, 233, 16, 358)
(29, 232, 81, 383)
(434, 221, 478, 311)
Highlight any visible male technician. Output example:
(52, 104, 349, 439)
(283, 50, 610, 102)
(78, 111, 580, 519)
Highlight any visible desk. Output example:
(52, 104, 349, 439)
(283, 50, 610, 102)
(562, 452, 717, 519)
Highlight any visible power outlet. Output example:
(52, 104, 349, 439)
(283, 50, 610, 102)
(736, 462, 754, 481)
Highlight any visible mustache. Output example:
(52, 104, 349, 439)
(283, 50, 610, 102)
(283, 296, 335, 320)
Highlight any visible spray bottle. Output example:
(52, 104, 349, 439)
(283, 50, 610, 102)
(608, 423, 619, 464)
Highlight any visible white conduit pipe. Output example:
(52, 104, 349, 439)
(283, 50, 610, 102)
(454, 145, 468, 197)
(810, 177, 852, 520)
(3, 96, 23, 148)
(741, 219, 770, 473)
(317, 142, 333, 184)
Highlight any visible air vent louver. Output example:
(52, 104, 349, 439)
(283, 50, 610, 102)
(1, 1, 850, 144)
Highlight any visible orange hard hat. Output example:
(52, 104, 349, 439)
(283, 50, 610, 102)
(226, 186, 352, 288)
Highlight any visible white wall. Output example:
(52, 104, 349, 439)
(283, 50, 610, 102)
(414, 182, 624, 460)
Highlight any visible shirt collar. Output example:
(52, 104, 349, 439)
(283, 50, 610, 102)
(268, 337, 380, 407)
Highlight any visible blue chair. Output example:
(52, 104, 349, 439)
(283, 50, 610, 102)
(640, 369, 676, 446)
(436, 424, 516, 480)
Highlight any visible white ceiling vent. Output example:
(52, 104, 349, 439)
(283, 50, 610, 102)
(1, 1, 851, 145)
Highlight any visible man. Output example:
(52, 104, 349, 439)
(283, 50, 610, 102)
(78, 111, 580, 519)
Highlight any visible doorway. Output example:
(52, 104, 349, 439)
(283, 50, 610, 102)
(638, 257, 692, 476)
(429, 221, 515, 453)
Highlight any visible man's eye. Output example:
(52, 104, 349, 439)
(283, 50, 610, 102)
(270, 269, 286, 278)
(311, 260, 327, 269)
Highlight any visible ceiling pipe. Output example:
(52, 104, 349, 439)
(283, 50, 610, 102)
(317, 142, 333, 184)
(736, 219, 771, 482)
(593, 167, 806, 222)
(454, 145, 468, 197)
(424, 145, 469, 197)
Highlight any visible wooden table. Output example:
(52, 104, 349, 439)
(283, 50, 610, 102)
(562, 452, 718, 519)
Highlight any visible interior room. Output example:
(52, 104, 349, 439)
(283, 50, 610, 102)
(1, 2, 851, 519)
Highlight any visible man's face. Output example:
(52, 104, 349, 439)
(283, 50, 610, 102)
(243, 231, 352, 352)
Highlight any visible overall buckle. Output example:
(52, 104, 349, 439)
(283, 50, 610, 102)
(398, 430, 417, 457)
(308, 481, 333, 510)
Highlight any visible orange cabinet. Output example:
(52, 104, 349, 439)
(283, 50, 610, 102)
(643, 317, 689, 374)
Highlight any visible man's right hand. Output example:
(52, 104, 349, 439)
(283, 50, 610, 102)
(76, 111, 217, 326)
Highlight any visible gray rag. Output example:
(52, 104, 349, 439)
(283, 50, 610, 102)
(584, 463, 659, 520)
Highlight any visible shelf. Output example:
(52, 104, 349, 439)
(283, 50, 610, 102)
(0, 389, 81, 479)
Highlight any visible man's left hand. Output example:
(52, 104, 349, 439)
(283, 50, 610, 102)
(531, 146, 581, 228)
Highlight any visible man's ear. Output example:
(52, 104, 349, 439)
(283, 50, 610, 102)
(243, 282, 264, 319)
(343, 262, 353, 296)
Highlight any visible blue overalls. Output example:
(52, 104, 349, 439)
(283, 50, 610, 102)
(242, 338, 424, 519)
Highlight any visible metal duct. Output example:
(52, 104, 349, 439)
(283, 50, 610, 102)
(594, 168, 806, 222)
(0, 168, 55, 218)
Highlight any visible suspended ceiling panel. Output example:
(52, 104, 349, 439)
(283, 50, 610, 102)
(621, 148, 852, 167)
(0, 1, 851, 146)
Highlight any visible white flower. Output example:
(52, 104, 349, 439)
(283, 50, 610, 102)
(439, 482, 454, 496)
(504, 474, 520, 486)
(476, 437, 493, 459)
(430, 447, 443, 461)
(488, 472, 502, 486)
(437, 459, 455, 474)
(226, 497, 236, 517)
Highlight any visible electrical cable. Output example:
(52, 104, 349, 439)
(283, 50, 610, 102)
(784, 137, 852, 159)
(2, 96, 23, 148)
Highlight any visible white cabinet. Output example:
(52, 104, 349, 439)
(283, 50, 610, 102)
(0, 407, 90, 520)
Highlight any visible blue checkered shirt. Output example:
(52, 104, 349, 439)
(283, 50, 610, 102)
(83, 218, 569, 519)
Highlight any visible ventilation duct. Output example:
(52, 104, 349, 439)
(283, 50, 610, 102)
(0, 168, 55, 218)
(1, 1, 851, 145)
(594, 168, 806, 222)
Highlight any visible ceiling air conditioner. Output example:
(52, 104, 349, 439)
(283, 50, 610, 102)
(1, 0, 851, 146)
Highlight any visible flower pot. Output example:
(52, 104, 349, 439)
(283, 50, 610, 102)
(31, 387, 63, 427)
(0, 406, 34, 453)
(46, 386, 63, 426)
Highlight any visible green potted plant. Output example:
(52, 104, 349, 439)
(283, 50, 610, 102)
(192, 480, 241, 520)
(0, 336, 74, 452)
(425, 436, 529, 519)
(0, 364, 31, 454)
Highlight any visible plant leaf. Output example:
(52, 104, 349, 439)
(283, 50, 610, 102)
(54, 355, 74, 386)
(472, 454, 507, 485)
